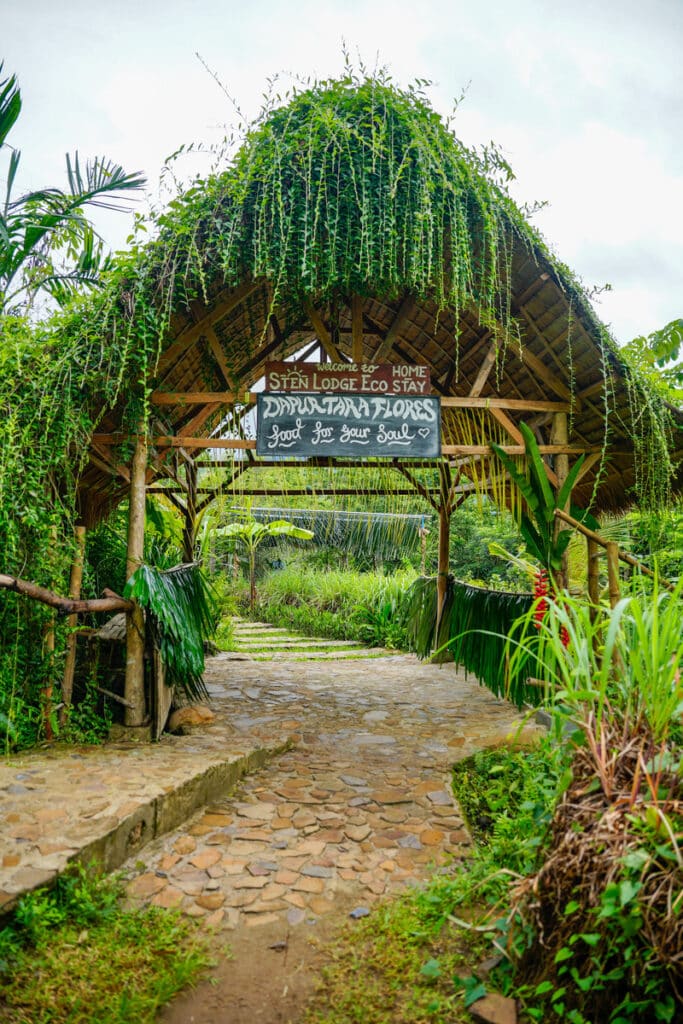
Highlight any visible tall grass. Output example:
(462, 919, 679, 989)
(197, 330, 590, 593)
(250, 564, 417, 645)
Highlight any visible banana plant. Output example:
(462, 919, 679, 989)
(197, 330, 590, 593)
(491, 422, 596, 585)
(216, 518, 314, 611)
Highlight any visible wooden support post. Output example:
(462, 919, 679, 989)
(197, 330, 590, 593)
(182, 460, 198, 563)
(606, 542, 621, 609)
(551, 411, 570, 591)
(124, 429, 148, 727)
(61, 525, 86, 727)
(435, 490, 451, 657)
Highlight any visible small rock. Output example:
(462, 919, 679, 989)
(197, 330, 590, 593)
(349, 906, 370, 919)
(190, 849, 222, 870)
(196, 892, 226, 911)
(127, 873, 167, 898)
(167, 705, 216, 734)
(173, 835, 197, 856)
(469, 993, 517, 1024)
(300, 865, 333, 878)
(426, 790, 453, 805)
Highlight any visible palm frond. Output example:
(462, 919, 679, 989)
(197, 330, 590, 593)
(124, 563, 217, 701)
(402, 575, 539, 706)
(0, 63, 21, 147)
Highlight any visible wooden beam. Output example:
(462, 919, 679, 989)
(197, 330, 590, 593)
(151, 391, 257, 405)
(516, 340, 577, 406)
(151, 487, 434, 497)
(351, 295, 364, 363)
(304, 301, 345, 363)
(442, 444, 598, 456)
(90, 443, 130, 482)
(440, 396, 571, 412)
(375, 296, 415, 362)
(150, 393, 571, 412)
(577, 378, 607, 401)
(207, 329, 234, 389)
(488, 407, 524, 445)
(234, 319, 298, 381)
(61, 526, 86, 725)
(468, 340, 498, 397)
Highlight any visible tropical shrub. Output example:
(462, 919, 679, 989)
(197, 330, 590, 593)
(505, 581, 683, 1022)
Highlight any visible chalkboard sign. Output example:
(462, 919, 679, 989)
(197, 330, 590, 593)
(256, 393, 441, 459)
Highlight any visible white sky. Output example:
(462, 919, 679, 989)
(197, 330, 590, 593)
(4, 0, 682, 343)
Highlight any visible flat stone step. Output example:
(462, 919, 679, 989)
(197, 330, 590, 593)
(237, 638, 363, 649)
(251, 647, 391, 661)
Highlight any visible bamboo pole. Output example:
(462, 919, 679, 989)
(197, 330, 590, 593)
(606, 542, 621, 609)
(435, 501, 451, 652)
(587, 536, 600, 618)
(124, 429, 148, 728)
(551, 412, 570, 591)
(60, 525, 86, 727)
(182, 460, 198, 563)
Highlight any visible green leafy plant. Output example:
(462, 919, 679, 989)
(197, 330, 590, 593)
(491, 422, 595, 584)
(506, 580, 683, 1022)
(124, 562, 217, 700)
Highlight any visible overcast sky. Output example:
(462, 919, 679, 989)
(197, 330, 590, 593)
(4, 0, 682, 343)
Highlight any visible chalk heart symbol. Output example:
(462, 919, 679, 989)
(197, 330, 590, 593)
(418, 428, 430, 438)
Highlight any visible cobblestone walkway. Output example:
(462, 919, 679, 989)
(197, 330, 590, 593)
(124, 651, 537, 931)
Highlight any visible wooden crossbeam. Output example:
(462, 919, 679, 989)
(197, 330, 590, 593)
(468, 340, 498, 397)
(574, 451, 603, 482)
(394, 463, 439, 510)
(150, 486, 434, 497)
(207, 329, 234, 389)
(150, 392, 571, 412)
(516, 342, 576, 406)
(440, 396, 570, 412)
(375, 296, 415, 362)
(304, 301, 345, 364)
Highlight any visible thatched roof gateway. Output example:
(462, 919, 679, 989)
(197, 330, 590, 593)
(65, 74, 679, 526)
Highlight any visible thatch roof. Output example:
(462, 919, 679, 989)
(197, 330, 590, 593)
(69, 75, 680, 524)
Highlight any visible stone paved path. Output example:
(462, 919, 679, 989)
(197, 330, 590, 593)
(123, 651, 538, 932)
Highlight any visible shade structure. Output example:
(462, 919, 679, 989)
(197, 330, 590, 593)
(65, 74, 680, 525)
